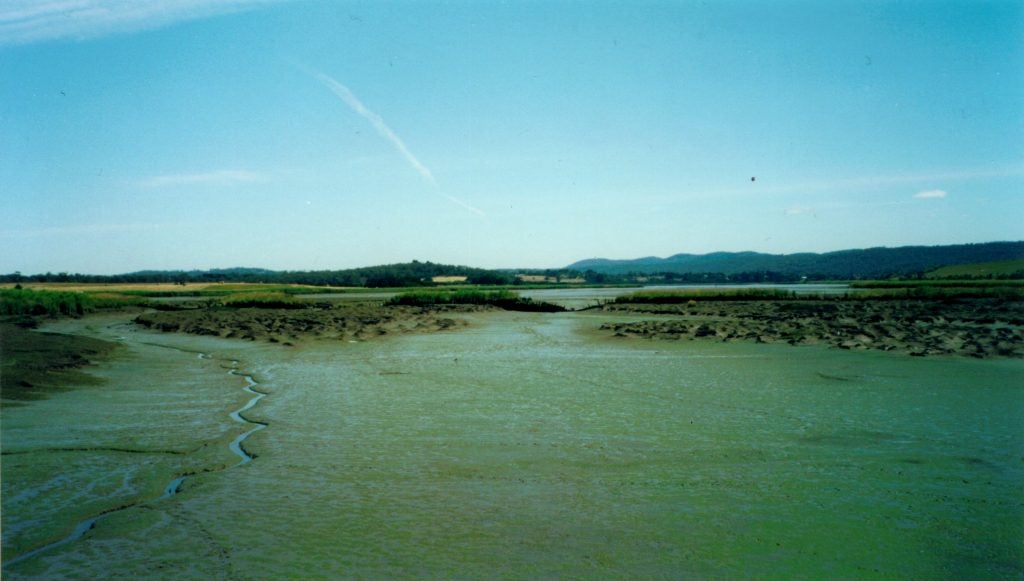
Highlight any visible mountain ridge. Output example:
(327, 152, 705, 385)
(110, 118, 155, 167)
(567, 241, 1024, 279)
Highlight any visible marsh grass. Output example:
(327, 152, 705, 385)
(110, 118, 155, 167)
(219, 292, 309, 309)
(851, 279, 1024, 289)
(386, 290, 565, 312)
(616, 288, 800, 303)
(615, 283, 1024, 304)
(849, 279, 1024, 300)
(0, 288, 143, 317)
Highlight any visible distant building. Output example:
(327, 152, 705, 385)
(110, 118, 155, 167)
(431, 275, 468, 284)
(559, 277, 586, 284)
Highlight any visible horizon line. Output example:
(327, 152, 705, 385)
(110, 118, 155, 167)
(3, 239, 1020, 277)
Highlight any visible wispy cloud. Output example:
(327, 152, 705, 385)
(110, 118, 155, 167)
(0, 0, 280, 46)
(302, 65, 487, 217)
(137, 169, 267, 188)
(913, 189, 948, 199)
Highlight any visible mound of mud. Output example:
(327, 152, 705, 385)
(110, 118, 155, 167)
(133, 303, 489, 344)
(1, 324, 120, 400)
(598, 298, 1024, 358)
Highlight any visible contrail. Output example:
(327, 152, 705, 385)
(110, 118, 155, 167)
(301, 65, 488, 218)
(442, 193, 487, 217)
(307, 68, 436, 185)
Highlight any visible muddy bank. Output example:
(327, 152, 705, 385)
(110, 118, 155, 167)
(133, 303, 490, 344)
(1, 322, 121, 402)
(597, 298, 1024, 358)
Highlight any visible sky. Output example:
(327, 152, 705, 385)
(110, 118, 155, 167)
(1, 0, 1022, 274)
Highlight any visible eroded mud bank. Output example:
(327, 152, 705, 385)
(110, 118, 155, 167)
(134, 303, 485, 344)
(596, 298, 1024, 358)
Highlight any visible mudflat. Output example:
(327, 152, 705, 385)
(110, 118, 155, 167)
(130, 297, 1024, 359)
(133, 303, 488, 344)
(597, 298, 1024, 358)
(2, 310, 1021, 578)
(0, 322, 120, 402)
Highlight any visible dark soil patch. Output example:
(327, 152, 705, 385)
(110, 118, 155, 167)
(1, 323, 120, 402)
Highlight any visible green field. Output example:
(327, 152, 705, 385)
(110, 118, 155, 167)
(926, 259, 1024, 279)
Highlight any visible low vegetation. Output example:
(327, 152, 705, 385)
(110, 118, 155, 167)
(219, 292, 310, 309)
(0, 288, 142, 318)
(848, 281, 1024, 300)
(615, 282, 1024, 304)
(386, 290, 565, 312)
(615, 289, 800, 303)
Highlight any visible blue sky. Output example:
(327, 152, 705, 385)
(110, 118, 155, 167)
(1, 0, 1021, 274)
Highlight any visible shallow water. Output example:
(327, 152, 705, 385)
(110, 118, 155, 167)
(2, 311, 1021, 578)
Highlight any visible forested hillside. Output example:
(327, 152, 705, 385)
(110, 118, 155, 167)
(569, 242, 1024, 279)
(1, 261, 514, 287)
(4, 242, 1022, 286)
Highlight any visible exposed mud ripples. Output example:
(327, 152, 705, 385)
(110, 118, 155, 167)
(2, 351, 268, 569)
(599, 298, 1024, 358)
(134, 303, 481, 344)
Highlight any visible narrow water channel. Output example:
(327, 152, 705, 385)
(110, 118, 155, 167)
(3, 343, 269, 571)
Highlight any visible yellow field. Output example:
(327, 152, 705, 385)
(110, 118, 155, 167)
(0, 282, 355, 293)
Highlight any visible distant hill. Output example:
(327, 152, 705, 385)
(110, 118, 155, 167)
(124, 267, 278, 278)
(3, 261, 515, 287)
(567, 242, 1024, 279)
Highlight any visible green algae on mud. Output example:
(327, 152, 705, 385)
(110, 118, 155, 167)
(3, 310, 1023, 578)
(181, 313, 1024, 578)
(1, 315, 266, 568)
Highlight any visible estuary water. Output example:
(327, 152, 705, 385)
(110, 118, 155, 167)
(2, 311, 1022, 578)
